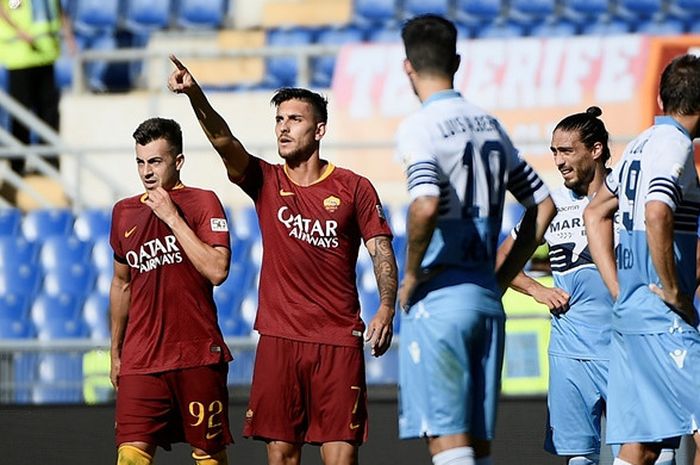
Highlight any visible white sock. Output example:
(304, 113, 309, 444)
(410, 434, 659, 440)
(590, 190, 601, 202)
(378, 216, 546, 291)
(654, 449, 675, 465)
(613, 459, 634, 465)
(568, 454, 599, 465)
(475, 457, 492, 465)
(432, 446, 475, 465)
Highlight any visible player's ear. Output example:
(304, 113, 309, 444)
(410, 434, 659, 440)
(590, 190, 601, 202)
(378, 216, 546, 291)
(175, 153, 185, 171)
(657, 94, 664, 113)
(452, 54, 461, 74)
(315, 121, 326, 141)
(591, 141, 603, 161)
(403, 58, 414, 76)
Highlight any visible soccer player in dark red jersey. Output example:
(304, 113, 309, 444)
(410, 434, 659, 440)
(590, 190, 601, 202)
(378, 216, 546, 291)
(109, 117, 234, 465)
(168, 55, 398, 465)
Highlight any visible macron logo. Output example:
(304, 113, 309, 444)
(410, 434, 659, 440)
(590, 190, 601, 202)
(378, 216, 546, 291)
(670, 349, 687, 369)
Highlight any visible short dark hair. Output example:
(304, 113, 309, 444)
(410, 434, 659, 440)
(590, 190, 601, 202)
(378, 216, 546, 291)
(271, 88, 328, 124)
(401, 14, 458, 77)
(659, 54, 700, 116)
(554, 106, 611, 164)
(132, 117, 183, 156)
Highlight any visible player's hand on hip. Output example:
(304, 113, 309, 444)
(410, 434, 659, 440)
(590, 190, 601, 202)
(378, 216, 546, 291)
(168, 54, 197, 95)
(532, 286, 570, 316)
(649, 283, 698, 327)
(144, 187, 179, 228)
(366, 304, 394, 357)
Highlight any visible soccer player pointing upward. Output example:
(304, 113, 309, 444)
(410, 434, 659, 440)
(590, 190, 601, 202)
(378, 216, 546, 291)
(169, 56, 398, 465)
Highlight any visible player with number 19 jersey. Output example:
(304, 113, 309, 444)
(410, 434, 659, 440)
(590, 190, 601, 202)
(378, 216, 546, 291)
(606, 116, 700, 332)
(604, 116, 700, 445)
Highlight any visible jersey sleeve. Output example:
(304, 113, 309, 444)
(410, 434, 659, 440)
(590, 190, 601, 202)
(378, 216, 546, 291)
(109, 201, 127, 264)
(506, 156, 549, 208)
(192, 191, 231, 249)
(644, 136, 693, 211)
(604, 158, 623, 196)
(355, 176, 393, 241)
(396, 118, 441, 200)
(233, 155, 265, 201)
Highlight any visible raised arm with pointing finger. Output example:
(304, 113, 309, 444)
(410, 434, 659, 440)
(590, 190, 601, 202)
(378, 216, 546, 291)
(168, 55, 250, 180)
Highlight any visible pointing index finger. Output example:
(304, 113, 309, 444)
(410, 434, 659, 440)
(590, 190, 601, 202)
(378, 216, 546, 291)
(169, 54, 186, 71)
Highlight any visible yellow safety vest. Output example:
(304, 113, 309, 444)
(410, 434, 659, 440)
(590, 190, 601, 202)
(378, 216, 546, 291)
(0, 0, 61, 70)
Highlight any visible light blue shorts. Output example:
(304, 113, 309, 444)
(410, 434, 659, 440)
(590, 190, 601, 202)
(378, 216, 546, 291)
(606, 326, 700, 446)
(544, 356, 608, 455)
(398, 284, 505, 440)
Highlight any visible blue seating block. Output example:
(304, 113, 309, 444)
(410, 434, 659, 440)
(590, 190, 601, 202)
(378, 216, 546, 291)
(0, 208, 22, 236)
(22, 208, 74, 242)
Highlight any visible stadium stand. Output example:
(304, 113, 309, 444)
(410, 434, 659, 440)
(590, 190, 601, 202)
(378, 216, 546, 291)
(4, 0, 700, 407)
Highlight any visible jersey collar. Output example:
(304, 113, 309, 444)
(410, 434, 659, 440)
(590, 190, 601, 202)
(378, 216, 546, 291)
(655, 115, 692, 140)
(423, 89, 462, 107)
(283, 162, 335, 186)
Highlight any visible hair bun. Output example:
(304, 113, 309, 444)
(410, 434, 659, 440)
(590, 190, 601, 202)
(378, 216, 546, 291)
(586, 106, 602, 117)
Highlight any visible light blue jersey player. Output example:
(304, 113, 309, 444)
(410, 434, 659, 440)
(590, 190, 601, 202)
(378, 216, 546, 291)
(397, 15, 553, 465)
(500, 108, 672, 465)
(585, 54, 700, 465)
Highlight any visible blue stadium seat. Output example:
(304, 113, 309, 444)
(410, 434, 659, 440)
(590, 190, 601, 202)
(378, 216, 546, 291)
(366, 26, 401, 43)
(388, 204, 407, 237)
(312, 27, 365, 88)
(475, 20, 526, 38)
(22, 208, 74, 242)
(0, 208, 22, 236)
(0, 317, 33, 339)
(0, 236, 39, 266)
(353, 0, 398, 26)
(42, 264, 95, 298)
(39, 236, 93, 271)
(219, 313, 252, 338)
(509, 0, 557, 19)
(392, 234, 407, 273)
(83, 292, 110, 340)
(123, 0, 172, 32)
(265, 28, 315, 88)
(232, 205, 261, 241)
(618, 0, 664, 17)
(74, 208, 111, 241)
(634, 17, 686, 34)
(0, 292, 30, 321)
(580, 17, 631, 34)
(95, 269, 113, 295)
(563, 0, 611, 18)
(91, 237, 113, 273)
(403, 0, 451, 17)
(36, 318, 87, 340)
(456, 0, 503, 22)
(214, 286, 241, 319)
(529, 19, 579, 36)
(238, 289, 258, 329)
(12, 351, 37, 403)
(359, 287, 380, 324)
(30, 292, 83, 327)
(176, 0, 227, 29)
(72, 0, 120, 34)
(34, 353, 84, 403)
(0, 263, 42, 298)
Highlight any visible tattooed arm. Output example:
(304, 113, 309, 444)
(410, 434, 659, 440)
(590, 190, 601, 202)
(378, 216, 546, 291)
(364, 235, 398, 357)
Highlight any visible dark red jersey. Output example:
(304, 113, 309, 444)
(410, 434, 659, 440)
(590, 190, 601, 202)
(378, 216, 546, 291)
(236, 157, 392, 348)
(110, 185, 232, 375)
